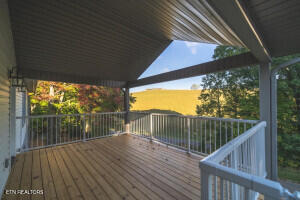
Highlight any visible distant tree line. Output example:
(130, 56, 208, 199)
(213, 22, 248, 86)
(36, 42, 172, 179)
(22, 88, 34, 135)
(196, 46, 300, 169)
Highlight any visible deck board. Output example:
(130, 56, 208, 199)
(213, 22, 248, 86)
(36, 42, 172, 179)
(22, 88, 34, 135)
(31, 150, 43, 200)
(46, 148, 70, 200)
(95, 138, 199, 199)
(20, 151, 33, 200)
(40, 148, 57, 200)
(2, 134, 203, 200)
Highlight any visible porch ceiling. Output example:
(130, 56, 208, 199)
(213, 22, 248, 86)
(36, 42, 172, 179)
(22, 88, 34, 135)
(7, 0, 244, 86)
(247, 0, 300, 57)
(7, 0, 300, 87)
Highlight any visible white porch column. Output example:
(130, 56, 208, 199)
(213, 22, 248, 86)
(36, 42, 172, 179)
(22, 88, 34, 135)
(259, 62, 276, 181)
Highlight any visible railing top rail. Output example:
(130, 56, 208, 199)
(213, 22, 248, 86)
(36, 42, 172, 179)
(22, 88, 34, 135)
(16, 111, 126, 119)
(201, 121, 266, 163)
(199, 159, 296, 200)
(17, 111, 259, 124)
(149, 112, 259, 124)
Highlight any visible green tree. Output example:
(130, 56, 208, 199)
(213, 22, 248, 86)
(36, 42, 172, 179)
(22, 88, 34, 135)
(30, 81, 79, 115)
(196, 72, 226, 117)
(30, 81, 136, 115)
(196, 45, 300, 169)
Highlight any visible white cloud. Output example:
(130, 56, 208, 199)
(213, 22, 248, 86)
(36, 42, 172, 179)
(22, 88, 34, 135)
(184, 41, 200, 55)
(162, 67, 170, 73)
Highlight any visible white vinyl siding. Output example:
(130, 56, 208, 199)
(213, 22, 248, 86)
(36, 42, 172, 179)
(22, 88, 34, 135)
(0, 0, 17, 195)
(15, 91, 28, 151)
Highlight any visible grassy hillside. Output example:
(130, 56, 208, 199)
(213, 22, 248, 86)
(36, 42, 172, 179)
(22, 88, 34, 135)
(131, 89, 202, 115)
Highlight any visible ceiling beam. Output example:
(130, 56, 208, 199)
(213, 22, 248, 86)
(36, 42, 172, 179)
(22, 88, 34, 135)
(208, 0, 271, 62)
(20, 68, 126, 88)
(128, 52, 258, 88)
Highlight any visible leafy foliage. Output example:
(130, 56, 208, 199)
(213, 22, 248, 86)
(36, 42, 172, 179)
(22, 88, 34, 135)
(196, 45, 300, 169)
(30, 81, 135, 115)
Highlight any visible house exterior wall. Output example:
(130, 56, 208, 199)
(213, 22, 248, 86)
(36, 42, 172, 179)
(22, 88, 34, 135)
(0, 0, 17, 195)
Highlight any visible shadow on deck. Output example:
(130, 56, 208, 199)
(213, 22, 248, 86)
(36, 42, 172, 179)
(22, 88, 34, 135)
(2, 134, 203, 200)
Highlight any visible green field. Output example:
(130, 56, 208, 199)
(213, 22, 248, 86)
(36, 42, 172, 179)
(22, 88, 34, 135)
(131, 89, 202, 115)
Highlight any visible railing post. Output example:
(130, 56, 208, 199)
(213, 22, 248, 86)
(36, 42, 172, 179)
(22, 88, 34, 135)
(124, 87, 130, 134)
(187, 118, 191, 153)
(259, 63, 273, 181)
(200, 168, 211, 200)
(150, 113, 153, 142)
(83, 115, 86, 142)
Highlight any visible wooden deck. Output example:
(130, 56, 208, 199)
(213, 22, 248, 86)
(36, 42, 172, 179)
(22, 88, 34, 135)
(2, 134, 203, 200)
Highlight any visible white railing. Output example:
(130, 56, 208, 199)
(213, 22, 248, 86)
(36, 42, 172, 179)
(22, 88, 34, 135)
(129, 112, 258, 155)
(199, 121, 300, 200)
(15, 111, 299, 199)
(16, 112, 125, 151)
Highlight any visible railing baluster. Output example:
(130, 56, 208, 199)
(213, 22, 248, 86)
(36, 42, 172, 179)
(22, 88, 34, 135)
(231, 121, 233, 141)
(214, 120, 216, 151)
(19, 117, 22, 152)
(220, 120, 222, 149)
(36, 118, 38, 147)
(205, 120, 207, 154)
(210, 120, 212, 154)
(214, 176, 217, 200)
(56, 117, 58, 145)
(150, 114, 153, 141)
(220, 178, 224, 200)
(200, 119, 203, 153)
(59, 117, 62, 143)
(225, 121, 228, 143)
(83, 115, 86, 141)
(238, 121, 240, 136)
(187, 118, 191, 153)
(42, 117, 44, 147)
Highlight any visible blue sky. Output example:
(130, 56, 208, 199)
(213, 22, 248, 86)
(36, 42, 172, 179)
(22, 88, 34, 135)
(131, 40, 217, 92)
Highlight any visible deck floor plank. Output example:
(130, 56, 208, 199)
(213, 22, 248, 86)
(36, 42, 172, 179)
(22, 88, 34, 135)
(92, 138, 199, 199)
(88, 140, 192, 200)
(3, 134, 202, 200)
(108, 136, 201, 185)
(31, 150, 44, 200)
(77, 142, 168, 200)
(19, 151, 33, 200)
(114, 137, 201, 175)
(56, 147, 97, 200)
(116, 136, 201, 173)
(84, 141, 178, 200)
(45, 148, 70, 200)
(69, 143, 141, 200)
(65, 144, 121, 200)
(51, 148, 83, 200)
(76, 142, 160, 200)
(40, 149, 57, 200)
(99, 137, 201, 189)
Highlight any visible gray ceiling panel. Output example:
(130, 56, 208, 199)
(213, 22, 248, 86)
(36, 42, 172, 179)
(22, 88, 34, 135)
(8, 0, 243, 85)
(8, 0, 299, 86)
